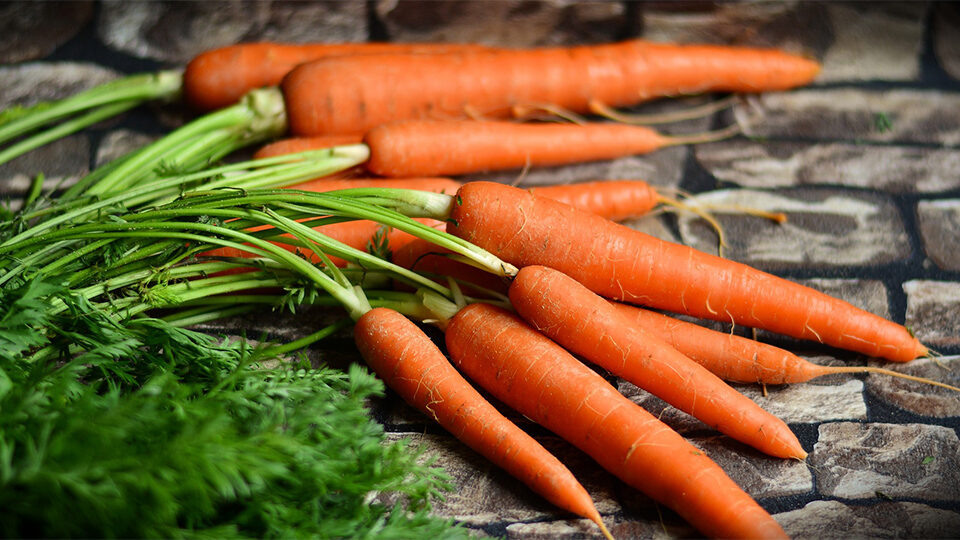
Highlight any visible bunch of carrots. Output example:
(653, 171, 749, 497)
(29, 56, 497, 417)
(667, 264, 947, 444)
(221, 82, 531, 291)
(4, 37, 955, 540)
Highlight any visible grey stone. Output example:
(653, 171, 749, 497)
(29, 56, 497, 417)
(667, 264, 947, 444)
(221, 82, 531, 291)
(0, 62, 120, 108)
(504, 519, 607, 539)
(675, 189, 910, 271)
(381, 432, 621, 526)
(0, 1, 94, 64)
(695, 140, 960, 193)
(0, 135, 89, 195)
(689, 436, 813, 498)
(866, 356, 960, 418)
(620, 375, 866, 431)
(95, 130, 160, 168)
(374, 0, 625, 47)
(903, 280, 960, 350)
(917, 200, 960, 271)
(734, 89, 960, 145)
(776, 500, 960, 540)
(933, 3, 960, 81)
(810, 422, 960, 500)
(98, 0, 366, 64)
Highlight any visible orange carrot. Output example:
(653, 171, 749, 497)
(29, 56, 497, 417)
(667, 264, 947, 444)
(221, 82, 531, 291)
(390, 237, 510, 296)
(445, 303, 788, 540)
(529, 180, 660, 222)
(184, 41, 493, 111)
(254, 135, 364, 160)
(287, 176, 462, 196)
(354, 307, 612, 538)
(363, 119, 725, 177)
(610, 301, 960, 391)
(445, 182, 926, 362)
(509, 265, 806, 459)
(282, 39, 820, 136)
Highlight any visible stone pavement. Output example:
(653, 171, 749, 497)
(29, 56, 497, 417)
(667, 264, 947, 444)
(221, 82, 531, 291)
(2, 2, 958, 538)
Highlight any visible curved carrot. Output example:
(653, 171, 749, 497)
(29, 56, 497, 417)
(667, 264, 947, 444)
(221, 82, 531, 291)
(509, 265, 806, 459)
(445, 303, 788, 540)
(282, 39, 820, 136)
(610, 301, 960, 391)
(446, 182, 926, 362)
(354, 307, 612, 538)
(184, 41, 493, 111)
(363, 119, 728, 177)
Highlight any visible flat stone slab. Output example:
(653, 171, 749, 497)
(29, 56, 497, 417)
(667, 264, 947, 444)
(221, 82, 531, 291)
(0, 1, 94, 64)
(866, 355, 960, 418)
(917, 200, 960, 271)
(0, 135, 90, 196)
(810, 422, 960, 500)
(0, 62, 120, 108)
(98, 0, 367, 64)
(776, 500, 960, 540)
(735, 89, 960, 145)
(689, 435, 813, 499)
(696, 140, 960, 193)
(676, 188, 910, 271)
(903, 280, 960, 350)
(933, 3, 960, 81)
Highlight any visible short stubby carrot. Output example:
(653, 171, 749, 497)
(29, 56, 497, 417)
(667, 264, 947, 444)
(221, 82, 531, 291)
(282, 39, 820, 136)
(508, 265, 806, 459)
(353, 307, 611, 537)
(610, 301, 960, 391)
(445, 182, 926, 362)
(445, 303, 789, 540)
(184, 41, 493, 111)
(364, 120, 677, 178)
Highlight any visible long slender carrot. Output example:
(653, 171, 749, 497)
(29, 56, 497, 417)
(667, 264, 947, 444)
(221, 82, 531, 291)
(509, 264, 806, 459)
(390, 237, 510, 296)
(183, 41, 493, 111)
(254, 134, 365, 159)
(610, 301, 960, 391)
(282, 39, 820, 136)
(354, 307, 612, 538)
(363, 119, 733, 177)
(288, 176, 462, 196)
(445, 182, 926, 362)
(445, 303, 788, 540)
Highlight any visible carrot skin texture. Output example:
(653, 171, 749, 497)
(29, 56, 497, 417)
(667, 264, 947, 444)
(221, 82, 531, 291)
(529, 180, 660, 222)
(446, 182, 926, 362)
(354, 308, 605, 527)
(609, 301, 827, 384)
(283, 40, 820, 136)
(184, 41, 492, 111)
(445, 303, 788, 540)
(364, 120, 669, 177)
(253, 134, 364, 159)
(509, 265, 806, 459)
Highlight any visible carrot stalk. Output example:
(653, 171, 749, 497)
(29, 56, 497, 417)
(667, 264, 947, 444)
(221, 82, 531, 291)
(610, 302, 960, 391)
(509, 265, 806, 459)
(362, 119, 737, 178)
(354, 307, 612, 538)
(282, 39, 820, 136)
(444, 182, 926, 362)
(445, 303, 789, 540)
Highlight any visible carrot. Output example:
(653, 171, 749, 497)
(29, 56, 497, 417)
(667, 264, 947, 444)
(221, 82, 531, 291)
(363, 119, 734, 178)
(183, 41, 493, 111)
(390, 237, 510, 296)
(445, 182, 926, 362)
(254, 135, 364, 160)
(353, 307, 612, 538)
(445, 303, 788, 540)
(288, 176, 462, 196)
(509, 265, 806, 459)
(282, 39, 820, 136)
(529, 180, 660, 222)
(610, 301, 960, 391)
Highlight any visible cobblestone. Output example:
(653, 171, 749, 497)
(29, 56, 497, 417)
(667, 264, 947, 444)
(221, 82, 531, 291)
(676, 189, 910, 271)
(866, 356, 960, 418)
(775, 500, 960, 540)
(904, 280, 960, 350)
(917, 199, 960, 271)
(0, 1, 94, 64)
(933, 3, 960, 81)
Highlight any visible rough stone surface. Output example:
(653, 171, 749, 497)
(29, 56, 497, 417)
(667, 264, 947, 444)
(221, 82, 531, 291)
(375, 0, 626, 47)
(866, 356, 960, 418)
(94, 129, 159, 167)
(933, 3, 960, 81)
(917, 200, 960, 271)
(676, 189, 910, 270)
(734, 89, 960, 145)
(0, 135, 90, 195)
(689, 436, 813, 498)
(0, 62, 120, 108)
(696, 140, 960, 193)
(904, 280, 960, 350)
(98, 0, 367, 64)
(0, 1, 94, 64)
(775, 500, 960, 540)
(811, 422, 960, 500)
